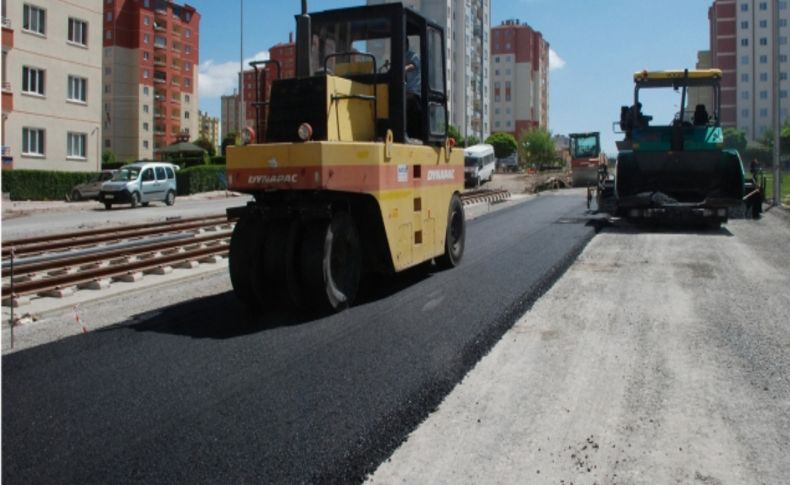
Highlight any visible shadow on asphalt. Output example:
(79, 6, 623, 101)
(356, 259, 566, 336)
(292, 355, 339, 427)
(123, 263, 433, 340)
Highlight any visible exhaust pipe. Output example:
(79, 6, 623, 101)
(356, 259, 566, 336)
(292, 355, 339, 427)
(296, 0, 312, 78)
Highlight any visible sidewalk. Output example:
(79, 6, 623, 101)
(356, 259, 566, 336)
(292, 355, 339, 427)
(2, 190, 242, 220)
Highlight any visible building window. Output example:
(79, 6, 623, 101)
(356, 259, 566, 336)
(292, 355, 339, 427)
(143, 86, 149, 95)
(144, 34, 150, 44)
(104, 84, 110, 93)
(781, 36, 788, 45)
(144, 16, 150, 26)
(143, 122, 149, 131)
(185, 28, 191, 38)
(495, 56, 500, 63)
(741, 108, 749, 117)
(143, 140, 149, 149)
(105, 139, 111, 148)
(759, 55, 768, 64)
(760, 72, 768, 82)
(23, 4, 46, 35)
(22, 128, 45, 156)
(782, 19, 789, 27)
(143, 69, 149, 78)
(759, 1, 767, 10)
(185, 94, 190, 103)
(782, 55, 788, 63)
(741, 38, 749, 46)
(106, 30, 111, 40)
(781, 1, 788, 9)
(781, 72, 788, 80)
(185, 111, 190, 119)
(67, 132, 87, 158)
(741, 21, 748, 29)
(22, 66, 45, 95)
(781, 90, 788, 98)
(67, 75, 87, 102)
(143, 51, 149, 60)
(759, 38, 768, 46)
(143, 104, 149, 113)
(185, 78, 190, 87)
(759, 108, 768, 118)
(741, 55, 749, 65)
(68, 18, 87, 45)
(740, 3, 748, 11)
(741, 73, 749, 82)
(106, 12, 112, 22)
(759, 90, 768, 99)
(741, 91, 749, 100)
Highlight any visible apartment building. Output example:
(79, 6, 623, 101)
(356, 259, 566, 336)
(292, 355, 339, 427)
(3, 0, 103, 172)
(368, 0, 491, 140)
(688, 50, 716, 114)
(198, 109, 218, 151)
(221, 93, 239, 137)
(709, 0, 789, 139)
(490, 19, 549, 139)
(103, 0, 200, 161)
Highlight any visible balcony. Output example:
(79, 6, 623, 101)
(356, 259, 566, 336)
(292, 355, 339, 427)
(2, 17, 12, 48)
(2, 83, 12, 112)
(153, 56, 166, 66)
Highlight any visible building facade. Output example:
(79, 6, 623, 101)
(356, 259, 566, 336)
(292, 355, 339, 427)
(368, 0, 490, 140)
(709, 0, 789, 139)
(221, 93, 239, 137)
(198, 110, 219, 151)
(103, 0, 200, 161)
(490, 19, 549, 139)
(3, 0, 103, 172)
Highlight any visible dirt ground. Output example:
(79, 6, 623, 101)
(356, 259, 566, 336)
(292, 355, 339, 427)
(486, 171, 571, 194)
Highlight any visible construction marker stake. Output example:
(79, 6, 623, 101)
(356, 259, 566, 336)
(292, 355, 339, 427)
(73, 304, 88, 334)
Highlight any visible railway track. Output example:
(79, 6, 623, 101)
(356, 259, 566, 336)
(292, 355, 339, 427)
(1, 190, 509, 307)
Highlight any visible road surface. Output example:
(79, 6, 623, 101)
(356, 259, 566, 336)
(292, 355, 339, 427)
(2, 191, 594, 483)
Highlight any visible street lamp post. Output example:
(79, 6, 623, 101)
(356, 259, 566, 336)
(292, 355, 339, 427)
(239, 0, 244, 140)
(772, 0, 781, 205)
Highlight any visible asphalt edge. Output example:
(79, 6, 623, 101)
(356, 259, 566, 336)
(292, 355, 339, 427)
(315, 221, 598, 483)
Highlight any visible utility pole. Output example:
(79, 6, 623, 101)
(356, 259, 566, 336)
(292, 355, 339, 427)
(772, 0, 781, 205)
(479, 0, 484, 143)
(239, 0, 244, 139)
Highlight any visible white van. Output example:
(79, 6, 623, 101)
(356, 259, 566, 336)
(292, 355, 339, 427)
(99, 161, 179, 210)
(464, 144, 496, 187)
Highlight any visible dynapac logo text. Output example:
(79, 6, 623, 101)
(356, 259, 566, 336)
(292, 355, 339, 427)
(426, 169, 455, 181)
(248, 174, 298, 184)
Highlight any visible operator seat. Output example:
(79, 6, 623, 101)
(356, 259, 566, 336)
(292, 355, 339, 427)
(693, 104, 709, 126)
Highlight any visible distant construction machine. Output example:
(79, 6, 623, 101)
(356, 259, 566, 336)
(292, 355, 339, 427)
(224, 2, 465, 313)
(597, 69, 745, 227)
(569, 132, 607, 187)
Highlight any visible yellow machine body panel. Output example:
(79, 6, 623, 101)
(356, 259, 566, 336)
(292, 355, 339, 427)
(633, 69, 722, 82)
(227, 141, 463, 271)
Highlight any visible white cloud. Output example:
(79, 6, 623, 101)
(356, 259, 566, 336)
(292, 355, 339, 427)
(549, 48, 566, 71)
(199, 50, 270, 98)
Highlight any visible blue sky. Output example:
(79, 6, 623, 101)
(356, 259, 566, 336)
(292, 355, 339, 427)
(193, 0, 712, 154)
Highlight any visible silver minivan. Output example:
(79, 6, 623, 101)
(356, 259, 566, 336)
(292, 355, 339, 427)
(98, 161, 179, 210)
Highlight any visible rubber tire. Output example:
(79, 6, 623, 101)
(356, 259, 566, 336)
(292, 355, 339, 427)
(229, 213, 264, 309)
(104, 202, 112, 210)
(71, 190, 81, 202)
(255, 220, 292, 308)
(130, 192, 140, 209)
(165, 190, 176, 206)
(142, 202, 150, 207)
(436, 194, 465, 269)
(300, 213, 361, 313)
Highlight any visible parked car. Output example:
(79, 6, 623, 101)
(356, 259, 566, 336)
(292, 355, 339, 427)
(98, 161, 179, 210)
(71, 170, 117, 201)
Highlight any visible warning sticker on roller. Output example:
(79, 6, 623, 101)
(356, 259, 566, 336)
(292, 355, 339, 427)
(397, 164, 408, 183)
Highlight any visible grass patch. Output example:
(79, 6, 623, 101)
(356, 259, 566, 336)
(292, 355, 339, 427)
(762, 172, 790, 203)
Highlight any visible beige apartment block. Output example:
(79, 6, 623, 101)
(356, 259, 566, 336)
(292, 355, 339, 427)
(198, 109, 219, 151)
(3, 0, 103, 172)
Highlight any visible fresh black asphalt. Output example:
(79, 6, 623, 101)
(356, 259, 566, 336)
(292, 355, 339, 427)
(3, 194, 596, 484)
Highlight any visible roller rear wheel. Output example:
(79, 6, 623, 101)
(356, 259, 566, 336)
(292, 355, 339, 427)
(300, 213, 361, 313)
(436, 194, 465, 269)
(229, 213, 264, 309)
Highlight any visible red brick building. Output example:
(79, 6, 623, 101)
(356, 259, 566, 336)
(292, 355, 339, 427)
(103, 0, 200, 160)
(490, 19, 549, 139)
(708, 0, 737, 128)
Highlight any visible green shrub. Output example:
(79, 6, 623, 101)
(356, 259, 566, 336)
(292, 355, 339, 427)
(176, 165, 227, 195)
(1, 169, 96, 201)
(210, 156, 226, 165)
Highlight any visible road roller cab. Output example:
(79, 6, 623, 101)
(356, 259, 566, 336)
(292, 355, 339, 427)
(226, 2, 465, 313)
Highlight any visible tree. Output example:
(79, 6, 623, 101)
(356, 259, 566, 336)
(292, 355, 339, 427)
(447, 125, 464, 146)
(722, 127, 747, 153)
(466, 135, 480, 147)
(192, 136, 217, 157)
(519, 127, 556, 167)
(221, 132, 237, 156)
(102, 150, 115, 164)
(485, 132, 517, 159)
